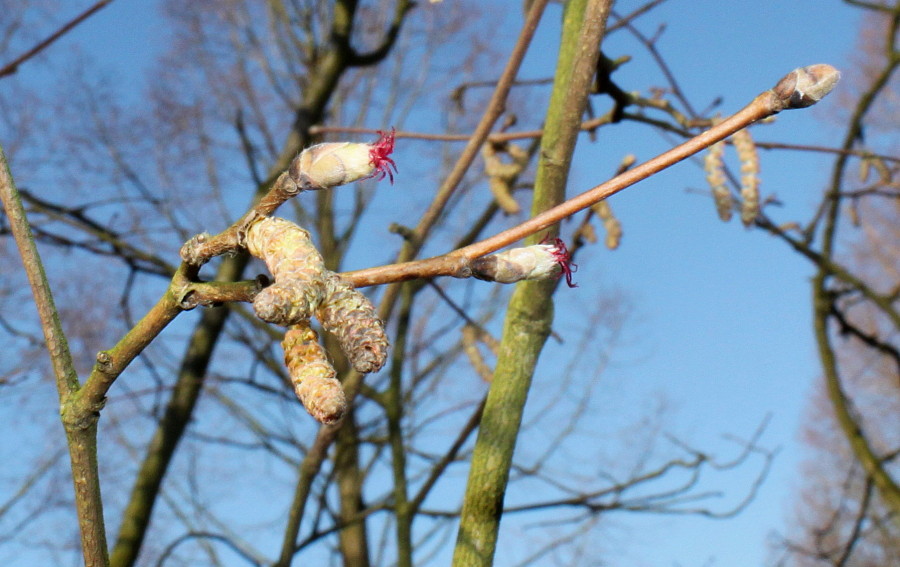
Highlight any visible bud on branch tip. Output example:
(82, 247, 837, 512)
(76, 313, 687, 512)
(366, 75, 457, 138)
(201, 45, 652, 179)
(773, 64, 840, 109)
(291, 127, 397, 189)
(470, 237, 577, 287)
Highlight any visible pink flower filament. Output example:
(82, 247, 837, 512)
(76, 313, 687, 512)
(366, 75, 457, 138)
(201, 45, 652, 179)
(369, 128, 398, 183)
(546, 237, 577, 288)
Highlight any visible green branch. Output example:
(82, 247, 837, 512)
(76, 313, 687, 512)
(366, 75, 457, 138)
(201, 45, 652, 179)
(1, 144, 109, 565)
(451, 2, 613, 565)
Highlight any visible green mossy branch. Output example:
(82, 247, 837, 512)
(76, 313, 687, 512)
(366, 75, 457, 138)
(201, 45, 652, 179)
(1, 144, 109, 566)
(451, 1, 613, 565)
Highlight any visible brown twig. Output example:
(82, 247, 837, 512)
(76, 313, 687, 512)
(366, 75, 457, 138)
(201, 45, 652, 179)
(0, 0, 115, 78)
(341, 64, 841, 288)
(167, 67, 843, 301)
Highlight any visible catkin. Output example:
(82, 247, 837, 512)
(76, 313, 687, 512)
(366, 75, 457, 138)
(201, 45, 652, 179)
(246, 217, 326, 325)
(704, 138, 733, 222)
(482, 142, 530, 215)
(282, 322, 346, 424)
(235, 132, 398, 422)
(592, 201, 623, 249)
(316, 274, 389, 374)
(462, 324, 494, 382)
(733, 127, 760, 226)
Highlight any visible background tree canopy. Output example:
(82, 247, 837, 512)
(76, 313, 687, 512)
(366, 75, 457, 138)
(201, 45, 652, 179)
(0, 1, 897, 566)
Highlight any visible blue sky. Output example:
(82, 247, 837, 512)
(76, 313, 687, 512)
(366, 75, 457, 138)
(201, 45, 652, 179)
(1, 1, 867, 566)
(552, 2, 860, 565)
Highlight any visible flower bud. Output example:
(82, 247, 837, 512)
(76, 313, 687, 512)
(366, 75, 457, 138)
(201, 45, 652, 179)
(290, 129, 396, 190)
(471, 238, 577, 287)
(773, 64, 840, 109)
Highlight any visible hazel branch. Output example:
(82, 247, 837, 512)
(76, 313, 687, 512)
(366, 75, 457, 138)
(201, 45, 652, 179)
(180, 130, 396, 267)
(341, 64, 841, 288)
(243, 216, 389, 422)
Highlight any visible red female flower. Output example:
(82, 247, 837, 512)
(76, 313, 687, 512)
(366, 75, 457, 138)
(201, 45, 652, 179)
(543, 237, 578, 288)
(369, 128, 397, 183)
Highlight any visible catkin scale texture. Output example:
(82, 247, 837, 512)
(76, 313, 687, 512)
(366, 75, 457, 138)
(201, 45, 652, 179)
(283, 323, 346, 424)
(732, 128, 760, 226)
(316, 274, 389, 374)
(705, 139, 734, 222)
(246, 218, 326, 325)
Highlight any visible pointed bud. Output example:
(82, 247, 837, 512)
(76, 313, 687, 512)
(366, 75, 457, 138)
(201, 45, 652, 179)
(773, 64, 840, 109)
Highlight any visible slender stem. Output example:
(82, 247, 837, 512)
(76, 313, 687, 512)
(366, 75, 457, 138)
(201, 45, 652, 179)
(0, 144, 109, 565)
(813, 282, 900, 517)
(387, 287, 414, 567)
(0, 146, 79, 398)
(809, 3, 900, 520)
(341, 88, 783, 288)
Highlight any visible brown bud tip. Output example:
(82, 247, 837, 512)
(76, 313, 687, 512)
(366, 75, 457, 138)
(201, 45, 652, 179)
(773, 64, 841, 109)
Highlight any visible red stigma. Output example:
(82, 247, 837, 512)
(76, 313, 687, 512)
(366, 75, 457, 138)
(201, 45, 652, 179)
(544, 236, 578, 288)
(369, 128, 398, 183)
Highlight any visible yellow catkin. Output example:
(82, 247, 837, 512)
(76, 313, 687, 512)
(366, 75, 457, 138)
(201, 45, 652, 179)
(315, 274, 389, 374)
(732, 127, 760, 226)
(246, 216, 389, 380)
(704, 138, 733, 222)
(282, 322, 346, 424)
(482, 142, 529, 215)
(576, 222, 598, 244)
(461, 324, 493, 382)
(245, 217, 326, 325)
(592, 201, 622, 249)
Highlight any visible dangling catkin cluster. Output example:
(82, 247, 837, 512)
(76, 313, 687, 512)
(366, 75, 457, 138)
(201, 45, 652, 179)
(246, 216, 389, 423)
(732, 127, 760, 226)
(282, 322, 346, 424)
(703, 122, 761, 226)
(240, 130, 397, 423)
(704, 137, 733, 222)
(481, 141, 530, 215)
